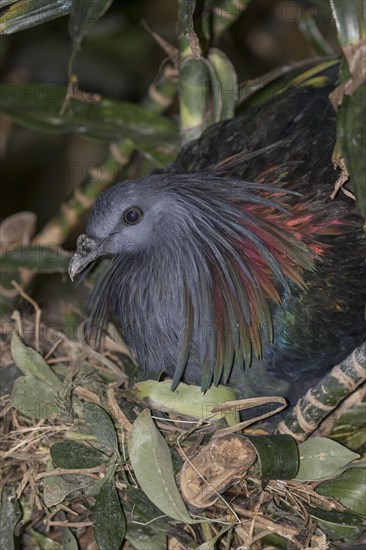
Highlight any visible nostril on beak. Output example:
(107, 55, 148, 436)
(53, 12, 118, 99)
(68, 234, 100, 280)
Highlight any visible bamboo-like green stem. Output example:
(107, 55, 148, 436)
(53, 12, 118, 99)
(277, 342, 366, 441)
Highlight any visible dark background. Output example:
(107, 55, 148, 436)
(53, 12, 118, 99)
(0, 0, 339, 228)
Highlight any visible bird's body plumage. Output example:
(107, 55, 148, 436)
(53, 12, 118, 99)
(70, 66, 366, 407)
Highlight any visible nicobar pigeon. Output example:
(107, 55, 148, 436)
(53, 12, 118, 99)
(69, 64, 366, 408)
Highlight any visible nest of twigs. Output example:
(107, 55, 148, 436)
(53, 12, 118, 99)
(1, 302, 365, 550)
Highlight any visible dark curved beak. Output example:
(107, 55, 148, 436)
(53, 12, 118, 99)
(68, 233, 101, 281)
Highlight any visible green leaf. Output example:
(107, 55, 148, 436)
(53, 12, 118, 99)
(180, 56, 212, 143)
(295, 437, 360, 481)
(0, 245, 71, 273)
(307, 504, 366, 541)
(124, 485, 171, 533)
(238, 59, 339, 108)
(83, 402, 119, 455)
(337, 80, 366, 218)
(196, 524, 234, 549)
(243, 435, 299, 480)
(50, 441, 108, 469)
(69, 0, 112, 43)
(94, 478, 126, 550)
(10, 376, 59, 419)
(330, 0, 366, 46)
(11, 333, 63, 390)
(316, 467, 366, 517)
(43, 475, 76, 507)
(308, 505, 366, 526)
(123, 486, 174, 547)
(128, 409, 193, 523)
(0, 0, 72, 35)
(129, 380, 239, 426)
(260, 533, 289, 550)
(337, 400, 366, 427)
(61, 527, 79, 550)
(68, 0, 113, 75)
(208, 48, 238, 120)
(126, 534, 166, 550)
(0, 84, 178, 147)
(43, 473, 96, 507)
(30, 529, 63, 549)
(298, 10, 336, 56)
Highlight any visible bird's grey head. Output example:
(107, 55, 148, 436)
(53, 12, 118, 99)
(69, 174, 186, 279)
(68, 171, 331, 388)
(69, 172, 315, 285)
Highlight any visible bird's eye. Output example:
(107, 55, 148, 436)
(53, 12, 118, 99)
(123, 207, 143, 225)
